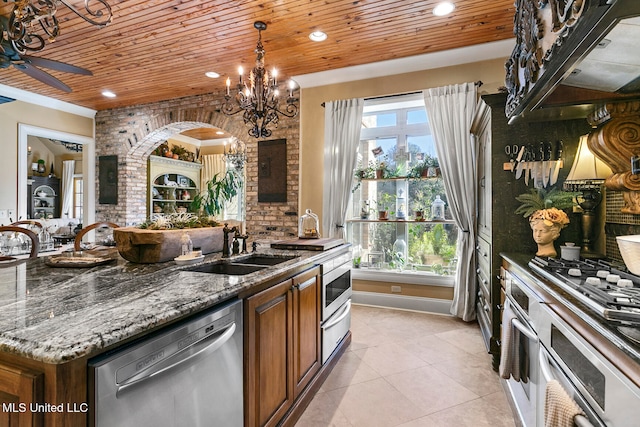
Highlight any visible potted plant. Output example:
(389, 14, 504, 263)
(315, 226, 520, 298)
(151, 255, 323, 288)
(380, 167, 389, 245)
(409, 155, 431, 178)
(412, 201, 428, 221)
(373, 155, 391, 179)
(190, 170, 242, 217)
(114, 212, 226, 263)
(375, 193, 395, 220)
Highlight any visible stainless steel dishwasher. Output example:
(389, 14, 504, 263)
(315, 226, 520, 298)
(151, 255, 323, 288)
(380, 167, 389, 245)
(88, 299, 243, 427)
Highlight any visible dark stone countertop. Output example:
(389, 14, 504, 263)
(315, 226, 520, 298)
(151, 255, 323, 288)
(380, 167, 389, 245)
(0, 245, 349, 364)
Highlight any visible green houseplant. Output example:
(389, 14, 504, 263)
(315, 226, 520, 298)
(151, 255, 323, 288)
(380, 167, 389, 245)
(190, 170, 242, 217)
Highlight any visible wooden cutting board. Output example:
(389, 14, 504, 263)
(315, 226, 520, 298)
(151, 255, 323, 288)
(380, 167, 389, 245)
(270, 238, 345, 251)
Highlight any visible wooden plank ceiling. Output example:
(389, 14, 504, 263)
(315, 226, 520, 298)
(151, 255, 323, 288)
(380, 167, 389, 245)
(0, 0, 515, 111)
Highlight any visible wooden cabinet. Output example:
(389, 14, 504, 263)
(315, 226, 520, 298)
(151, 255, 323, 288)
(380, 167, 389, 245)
(27, 176, 60, 219)
(0, 361, 43, 427)
(245, 266, 321, 427)
(148, 155, 201, 216)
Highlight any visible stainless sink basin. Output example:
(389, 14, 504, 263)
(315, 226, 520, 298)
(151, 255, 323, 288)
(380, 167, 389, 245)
(232, 255, 297, 266)
(185, 263, 266, 276)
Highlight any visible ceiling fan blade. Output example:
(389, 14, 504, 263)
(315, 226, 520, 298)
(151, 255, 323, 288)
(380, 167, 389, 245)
(21, 55, 93, 76)
(14, 63, 72, 93)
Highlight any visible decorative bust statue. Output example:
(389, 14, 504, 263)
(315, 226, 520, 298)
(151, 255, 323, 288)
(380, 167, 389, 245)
(529, 208, 570, 258)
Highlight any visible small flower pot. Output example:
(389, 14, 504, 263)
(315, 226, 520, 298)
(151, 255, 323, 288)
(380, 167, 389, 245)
(378, 210, 389, 220)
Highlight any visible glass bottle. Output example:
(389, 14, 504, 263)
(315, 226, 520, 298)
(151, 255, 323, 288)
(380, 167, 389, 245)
(431, 195, 446, 220)
(299, 209, 320, 239)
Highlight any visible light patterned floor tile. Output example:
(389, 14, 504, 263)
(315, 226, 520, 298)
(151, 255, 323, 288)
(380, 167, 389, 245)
(296, 305, 516, 427)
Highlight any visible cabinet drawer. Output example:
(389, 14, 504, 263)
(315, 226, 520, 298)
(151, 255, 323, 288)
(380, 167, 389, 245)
(476, 237, 491, 274)
(477, 270, 490, 304)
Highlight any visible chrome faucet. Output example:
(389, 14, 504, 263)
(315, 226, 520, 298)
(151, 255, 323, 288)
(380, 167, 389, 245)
(222, 223, 238, 257)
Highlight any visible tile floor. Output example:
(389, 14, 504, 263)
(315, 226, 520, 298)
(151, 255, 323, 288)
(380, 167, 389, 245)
(296, 304, 516, 427)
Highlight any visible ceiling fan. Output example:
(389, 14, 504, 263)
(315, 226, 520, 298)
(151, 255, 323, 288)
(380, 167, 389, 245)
(0, 15, 92, 93)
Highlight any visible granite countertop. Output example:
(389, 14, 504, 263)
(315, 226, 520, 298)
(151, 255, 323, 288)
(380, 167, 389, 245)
(0, 245, 348, 364)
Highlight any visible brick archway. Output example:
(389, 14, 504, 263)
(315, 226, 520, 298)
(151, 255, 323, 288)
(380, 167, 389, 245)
(95, 92, 300, 238)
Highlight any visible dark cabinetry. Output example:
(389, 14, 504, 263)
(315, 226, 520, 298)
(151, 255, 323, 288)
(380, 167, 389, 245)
(472, 93, 591, 370)
(245, 266, 321, 427)
(27, 176, 60, 219)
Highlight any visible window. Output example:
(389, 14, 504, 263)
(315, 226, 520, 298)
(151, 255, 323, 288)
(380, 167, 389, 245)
(73, 176, 83, 221)
(347, 93, 457, 277)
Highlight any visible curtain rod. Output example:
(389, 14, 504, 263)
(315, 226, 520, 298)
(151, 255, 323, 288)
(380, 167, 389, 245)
(320, 81, 482, 107)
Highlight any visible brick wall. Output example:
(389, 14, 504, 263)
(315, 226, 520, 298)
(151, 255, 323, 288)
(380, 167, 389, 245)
(94, 90, 300, 241)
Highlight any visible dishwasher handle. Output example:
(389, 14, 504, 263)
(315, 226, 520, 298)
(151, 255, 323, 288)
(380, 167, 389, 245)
(116, 322, 236, 397)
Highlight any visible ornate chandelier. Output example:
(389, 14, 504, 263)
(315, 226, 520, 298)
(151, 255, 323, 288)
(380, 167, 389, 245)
(223, 138, 247, 170)
(222, 21, 298, 139)
(2, 0, 113, 54)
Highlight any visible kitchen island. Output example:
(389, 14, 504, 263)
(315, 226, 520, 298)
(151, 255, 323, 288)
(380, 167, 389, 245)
(0, 244, 351, 426)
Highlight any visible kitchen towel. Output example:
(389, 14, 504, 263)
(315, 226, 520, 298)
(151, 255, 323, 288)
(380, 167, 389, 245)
(544, 379, 586, 427)
(499, 302, 521, 381)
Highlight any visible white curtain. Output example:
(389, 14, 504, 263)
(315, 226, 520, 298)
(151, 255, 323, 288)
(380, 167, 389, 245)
(423, 83, 478, 321)
(200, 154, 226, 190)
(60, 160, 76, 218)
(322, 98, 364, 239)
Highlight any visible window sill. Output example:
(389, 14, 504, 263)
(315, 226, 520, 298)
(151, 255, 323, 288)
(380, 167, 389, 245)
(352, 267, 454, 287)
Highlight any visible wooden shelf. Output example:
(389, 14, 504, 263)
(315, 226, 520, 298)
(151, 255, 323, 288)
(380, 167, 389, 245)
(347, 218, 455, 224)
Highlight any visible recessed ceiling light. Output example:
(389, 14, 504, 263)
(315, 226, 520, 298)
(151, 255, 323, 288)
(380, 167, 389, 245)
(205, 71, 220, 78)
(309, 31, 327, 42)
(433, 2, 455, 16)
(102, 90, 116, 98)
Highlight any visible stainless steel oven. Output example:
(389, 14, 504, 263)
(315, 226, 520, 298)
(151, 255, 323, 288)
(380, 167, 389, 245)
(501, 267, 544, 427)
(537, 303, 640, 427)
(320, 251, 352, 363)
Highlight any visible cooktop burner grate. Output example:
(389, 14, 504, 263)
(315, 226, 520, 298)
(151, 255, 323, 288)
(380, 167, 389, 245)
(529, 257, 640, 325)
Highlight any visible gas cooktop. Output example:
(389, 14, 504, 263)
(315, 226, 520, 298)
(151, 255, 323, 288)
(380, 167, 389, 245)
(529, 257, 640, 327)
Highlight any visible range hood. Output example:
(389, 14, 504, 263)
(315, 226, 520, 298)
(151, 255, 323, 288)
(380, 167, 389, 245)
(506, 0, 640, 122)
(563, 15, 640, 93)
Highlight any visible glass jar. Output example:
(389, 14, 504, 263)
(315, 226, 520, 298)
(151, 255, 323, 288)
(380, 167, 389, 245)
(431, 195, 446, 220)
(299, 209, 320, 239)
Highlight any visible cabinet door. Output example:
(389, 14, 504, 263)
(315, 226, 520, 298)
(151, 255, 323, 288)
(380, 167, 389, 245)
(0, 362, 43, 427)
(291, 267, 321, 396)
(472, 101, 492, 240)
(245, 279, 294, 427)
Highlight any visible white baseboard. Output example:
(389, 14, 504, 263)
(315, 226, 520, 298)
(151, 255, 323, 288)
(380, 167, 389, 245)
(352, 291, 453, 315)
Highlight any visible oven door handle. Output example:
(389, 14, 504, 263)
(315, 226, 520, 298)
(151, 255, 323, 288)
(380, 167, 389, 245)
(323, 300, 351, 328)
(539, 348, 596, 427)
(511, 318, 538, 343)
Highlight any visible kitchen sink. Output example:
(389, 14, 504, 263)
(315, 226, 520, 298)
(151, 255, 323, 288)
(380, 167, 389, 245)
(185, 263, 266, 276)
(232, 255, 297, 266)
